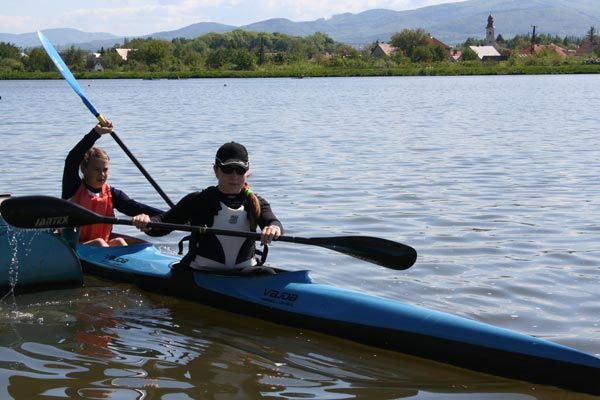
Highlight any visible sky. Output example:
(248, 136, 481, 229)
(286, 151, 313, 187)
(1, 0, 465, 36)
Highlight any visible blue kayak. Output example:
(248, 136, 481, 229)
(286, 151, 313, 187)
(77, 240, 600, 394)
(1, 198, 82, 293)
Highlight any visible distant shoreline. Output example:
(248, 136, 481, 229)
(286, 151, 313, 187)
(2, 63, 600, 80)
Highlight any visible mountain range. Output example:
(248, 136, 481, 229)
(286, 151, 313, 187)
(1, 0, 598, 51)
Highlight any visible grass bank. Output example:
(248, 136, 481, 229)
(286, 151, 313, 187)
(2, 63, 599, 80)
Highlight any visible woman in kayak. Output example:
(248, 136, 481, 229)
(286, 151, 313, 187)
(132, 141, 282, 274)
(62, 120, 164, 247)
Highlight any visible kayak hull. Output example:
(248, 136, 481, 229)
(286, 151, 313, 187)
(77, 242, 600, 394)
(1, 215, 82, 293)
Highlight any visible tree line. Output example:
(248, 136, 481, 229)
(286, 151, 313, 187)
(1, 27, 599, 75)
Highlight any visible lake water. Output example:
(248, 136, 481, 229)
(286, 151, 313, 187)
(0, 75, 599, 399)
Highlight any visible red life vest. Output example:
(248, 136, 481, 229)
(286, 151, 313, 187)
(71, 183, 114, 243)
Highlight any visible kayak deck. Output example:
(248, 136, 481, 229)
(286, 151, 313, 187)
(77, 242, 600, 395)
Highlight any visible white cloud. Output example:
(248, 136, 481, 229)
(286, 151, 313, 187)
(0, 15, 33, 34)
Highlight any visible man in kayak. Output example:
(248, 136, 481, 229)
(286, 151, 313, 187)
(62, 121, 164, 247)
(132, 142, 282, 274)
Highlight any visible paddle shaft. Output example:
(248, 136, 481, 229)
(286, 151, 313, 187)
(37, 30, 175, 209)
(94, 214, 265, 240)
(108, 129, 175, 208)
(0, 196, 417, 270)
(85, 216, 416, 270)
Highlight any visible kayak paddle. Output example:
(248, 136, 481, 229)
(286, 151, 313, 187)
(0, 196, 417, 270)
(37, 30, 175, 209)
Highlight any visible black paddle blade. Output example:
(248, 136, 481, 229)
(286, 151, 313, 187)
(0, 195, 110, 229)
(297, 236, 417, 270)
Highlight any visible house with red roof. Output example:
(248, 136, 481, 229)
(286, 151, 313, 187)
(370, 37, 452, 59)
(575, 41, 598, 57)
(519, 43, 569, 58)
(371, 42, 397, 58)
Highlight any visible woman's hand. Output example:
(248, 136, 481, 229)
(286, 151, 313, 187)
(132, 214, 151, 232)
(260, 225, 281, 245)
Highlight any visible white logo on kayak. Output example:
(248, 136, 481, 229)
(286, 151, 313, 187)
(34, 216, 69, 227)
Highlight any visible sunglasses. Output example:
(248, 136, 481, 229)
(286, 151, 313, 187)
(219, 164, 248, 175)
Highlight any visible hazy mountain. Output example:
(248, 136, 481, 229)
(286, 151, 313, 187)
(0, 28, 121, 49)
(1, 0, 598, 50)
(146, 22, 236, 41)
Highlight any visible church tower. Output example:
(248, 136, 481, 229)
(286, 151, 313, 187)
(486, 14, 496, 46)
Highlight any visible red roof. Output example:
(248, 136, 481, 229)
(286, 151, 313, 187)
(430, 36, 450, 50)
(576, 41, 596, 57)
(519, 43, 568, 58)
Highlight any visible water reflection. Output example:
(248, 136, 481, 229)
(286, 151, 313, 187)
(0, 284, 592, 399)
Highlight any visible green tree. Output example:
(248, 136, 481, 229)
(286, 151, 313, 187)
(231, 48, 256, 70)
(501, 34, 531, 49)
(62, 46, 87, 71)
(562, 35, 580, 49)
(587, 26, 597, 43)
(411, 46, 433, 63)
(257, 34, 266, 65)
(336, 44, 359, 59)
(390, 51, 404, 65)
(390, 28, 431, 57)
(206, 47, 232, 68)
(271, 51, 290, 65)
(0, 57, 24, 72)
(203, 32, 231, 49)
(127, 38, 174, 67)
(100, 49, 125, 70)
(460, 47, 479, 61)
(0, 42, 20, 59)
(464, 37, 481, 46)
(228, 29, 259, 50)
(174, 45, 205, 69)
(305, 32, 336, 55)
(271, 32, 293, 53)
(24, 47, 53, 71)
(431, 45, 448, 62)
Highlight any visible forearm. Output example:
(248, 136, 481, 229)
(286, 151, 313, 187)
(62, 129, 100, 199)
(112, 188, 164, 217)
(258, 197, 283, 233)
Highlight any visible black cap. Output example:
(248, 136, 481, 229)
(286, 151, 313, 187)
(215, 142, 249, 168)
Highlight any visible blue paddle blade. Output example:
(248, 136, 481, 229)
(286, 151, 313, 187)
(37, 30, 100, 117)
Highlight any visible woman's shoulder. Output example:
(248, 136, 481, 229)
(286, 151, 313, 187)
(179, 186, 219, 202)
(189, 186, 218, 196)
(256, 193, 271, 205)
